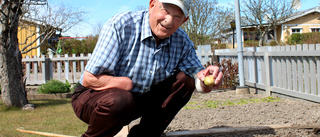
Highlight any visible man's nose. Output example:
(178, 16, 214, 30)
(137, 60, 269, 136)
(164, 15, 173, 26)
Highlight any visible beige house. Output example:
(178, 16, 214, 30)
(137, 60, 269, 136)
(279, 6, 320, 42)
(225, 6, 320, 48)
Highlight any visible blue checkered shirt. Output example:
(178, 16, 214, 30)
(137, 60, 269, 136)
(80, 10, 204, 93)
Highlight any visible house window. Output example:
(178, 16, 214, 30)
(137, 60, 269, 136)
(291, 28, 302, 34)
(311, 28, 320, 32)
(244, 31, 259, 41)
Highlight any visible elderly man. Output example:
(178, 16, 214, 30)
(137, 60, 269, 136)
(71, 0, 223, 136)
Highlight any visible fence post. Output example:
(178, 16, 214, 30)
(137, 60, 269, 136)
(80, 53, 85, 73)
(45, 57, 50, 82)
(42, 55, 46, 82)
(72, 54, 77, 83)
(65, 54, 69, 81)
(25, 56, 30, 83)
(44, 55, 53, 82)
(33, 55, 38, 82)
(264, 51, 271, 96)
(57, 54, 61, 80)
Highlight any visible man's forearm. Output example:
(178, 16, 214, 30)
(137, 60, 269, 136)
(82, 71, 133, 91)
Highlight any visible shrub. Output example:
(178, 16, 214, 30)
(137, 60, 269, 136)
(214, 59, 239, 89)
(302, 32, 320, 44)
(70, 82, 79, 93)
(286, 33, 303, 45)
(268, 41, 278, 46)
(38, 80, 71, 94)
(244, 40, 259, 47)
(285, 32, 320, 45)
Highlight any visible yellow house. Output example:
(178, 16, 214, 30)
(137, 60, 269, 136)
(279, 6, 320, 42)
(224, 6, 320, 48)
(18, 19, 40, 58)
(18, 18, 60, 58)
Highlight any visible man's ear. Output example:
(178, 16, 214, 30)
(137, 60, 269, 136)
(182, 16, 189, 24)
(149, 0, 156, 11)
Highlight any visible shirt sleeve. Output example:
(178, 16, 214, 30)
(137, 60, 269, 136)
(84, 21, 121, 76)
(178, 45, 205, 79)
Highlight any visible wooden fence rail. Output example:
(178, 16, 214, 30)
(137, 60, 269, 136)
(22, 53, 91, 85)
(22, 44, 320, 103)
(214, 44, 320, 103)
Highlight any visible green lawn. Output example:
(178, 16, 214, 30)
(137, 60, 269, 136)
(0, 99, 87, 137)
(0, 96, 282, 137)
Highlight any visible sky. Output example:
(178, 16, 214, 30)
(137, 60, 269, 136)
(47, 0, 318, 37)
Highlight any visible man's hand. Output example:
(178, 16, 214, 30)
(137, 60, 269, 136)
(196, 65, 223, 93)
(82, 71, 133, 91)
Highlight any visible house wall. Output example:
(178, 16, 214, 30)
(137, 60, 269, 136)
(281, 12, 320, 42)
(18, 23, 39, 58)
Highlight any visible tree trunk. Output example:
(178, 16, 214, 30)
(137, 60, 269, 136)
(259, 31, 266, 47)
(0, 0, 28, 108)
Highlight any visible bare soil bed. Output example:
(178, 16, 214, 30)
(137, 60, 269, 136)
(165, 90, 320, 137)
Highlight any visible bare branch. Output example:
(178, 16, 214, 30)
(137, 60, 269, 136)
(21, 29, 54, 53)
(18, 2, 86, 54)
(241, 0, 293, 46)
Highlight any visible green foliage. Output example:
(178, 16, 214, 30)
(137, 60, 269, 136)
(302, 32, 320, 44)
(70, 82, 79, 93)
(38, 80, 71, 94)
(244, 40, 259, 47)
(268, 41, 278, 46)
(286, 33, 303, 45)
(286, 32, 320, 45)
(41, 36, 98, 56)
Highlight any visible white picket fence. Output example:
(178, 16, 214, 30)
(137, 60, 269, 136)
(215, 44, 320, 103)
(23, 45, 214, 86)
(22, 44, 320, 102)
(22, 53, 91, 85)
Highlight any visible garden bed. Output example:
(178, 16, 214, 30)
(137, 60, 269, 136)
(165, 90, 320, 137)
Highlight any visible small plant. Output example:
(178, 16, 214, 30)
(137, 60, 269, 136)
(215, 59, 239, 89)
(38, 80, 71, 94)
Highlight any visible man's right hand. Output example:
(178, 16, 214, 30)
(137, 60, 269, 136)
(82, 71, 133, 91)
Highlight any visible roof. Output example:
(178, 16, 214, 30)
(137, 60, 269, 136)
(282, 6, 320, 23)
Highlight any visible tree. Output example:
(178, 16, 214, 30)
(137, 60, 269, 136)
(241, 0, 293, 46)
(0, 0, 85, 108)
(182, 0, 217, 47)
(0, 0, 27, 108)
(181, 0, 234, 48)
(20, 2, 85, 54)
(213, 6, 234, 46)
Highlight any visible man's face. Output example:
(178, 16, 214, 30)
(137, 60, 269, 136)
(149, 0, 189, 41)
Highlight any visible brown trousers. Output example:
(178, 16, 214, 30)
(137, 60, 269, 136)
(71, 71, 195, 137)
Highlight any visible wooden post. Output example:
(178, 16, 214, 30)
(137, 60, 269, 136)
(65, 54, 69, 81)
(33, 55, 38, 82)
(26, 56, 30, 83)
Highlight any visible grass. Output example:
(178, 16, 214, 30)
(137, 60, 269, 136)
(0, 99, 87, 137)
(184, 96, 282, 109)
(0, 96, 282, 137)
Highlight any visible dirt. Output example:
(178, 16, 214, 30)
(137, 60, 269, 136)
(165, 90, 320, 137)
